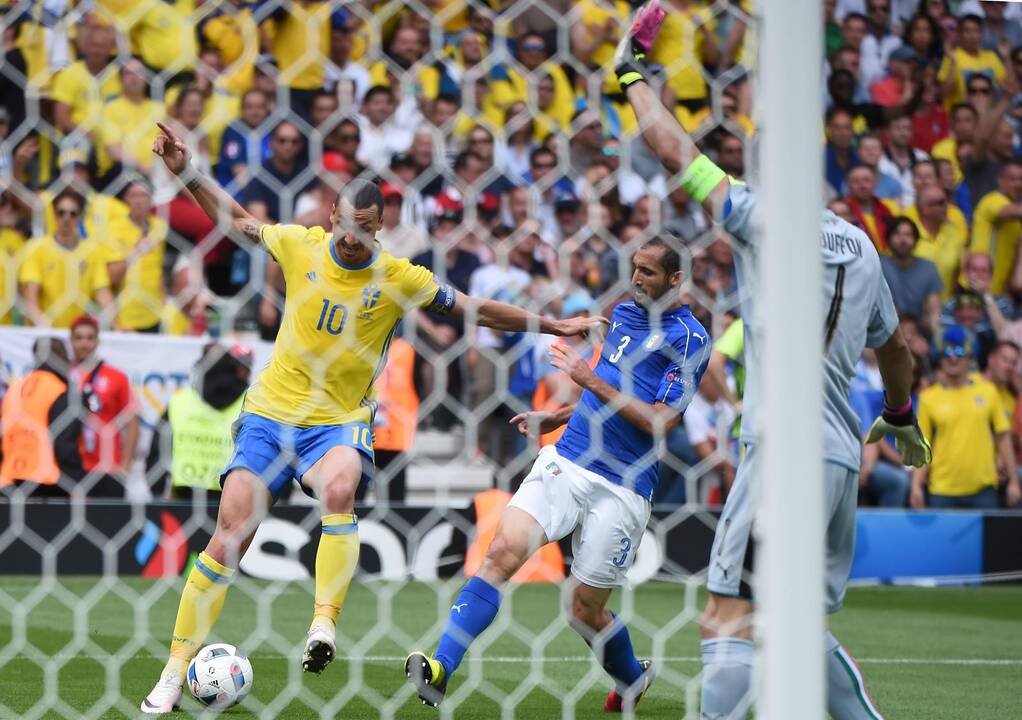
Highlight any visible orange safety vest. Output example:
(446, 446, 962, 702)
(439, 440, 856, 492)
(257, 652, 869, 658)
(531, 343, 601, 447)
(0, 370, 68, 486)
(373, 338, 418, 452)
(464, 488, 565, 583)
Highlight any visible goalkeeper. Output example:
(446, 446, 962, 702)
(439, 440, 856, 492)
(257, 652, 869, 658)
(614, 3, 930, 718)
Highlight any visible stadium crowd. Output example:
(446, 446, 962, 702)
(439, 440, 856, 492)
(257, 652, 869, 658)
(0, 0, 1021, 510)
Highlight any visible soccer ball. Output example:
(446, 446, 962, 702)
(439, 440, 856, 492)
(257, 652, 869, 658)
(187, 643, 253, 710)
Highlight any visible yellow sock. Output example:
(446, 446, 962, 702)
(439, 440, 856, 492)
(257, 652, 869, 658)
(313, 513, 360, 629)
(163, 551, 235, 678)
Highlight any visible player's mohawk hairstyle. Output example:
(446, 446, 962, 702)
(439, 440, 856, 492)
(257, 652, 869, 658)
(339, 178, 384, 217)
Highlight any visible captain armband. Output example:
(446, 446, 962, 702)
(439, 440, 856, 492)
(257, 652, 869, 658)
(679, 155, 727, 203)
(427, 282, 457, 315)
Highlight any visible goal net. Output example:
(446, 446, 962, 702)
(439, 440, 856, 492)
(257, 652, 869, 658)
(0, 0, 764, 717)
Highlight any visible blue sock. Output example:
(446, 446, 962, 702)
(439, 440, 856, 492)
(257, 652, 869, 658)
(435, 576, 501, 677)
(593, 613, 643, 690)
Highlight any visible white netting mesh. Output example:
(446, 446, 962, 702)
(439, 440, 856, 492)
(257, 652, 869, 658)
(0, 0, 758, 717)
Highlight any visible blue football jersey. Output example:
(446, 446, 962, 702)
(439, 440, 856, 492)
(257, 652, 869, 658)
(556, 301, 711, 500)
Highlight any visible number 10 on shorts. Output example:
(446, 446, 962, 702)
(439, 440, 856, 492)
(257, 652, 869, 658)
(350, 426, 372, 451)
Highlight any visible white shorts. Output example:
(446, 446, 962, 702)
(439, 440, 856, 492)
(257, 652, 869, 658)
(508, 445, 652, 588)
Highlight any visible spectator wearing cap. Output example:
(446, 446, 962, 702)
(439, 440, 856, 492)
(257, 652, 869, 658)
(411, 201, 480, 430)
(357, 85, 414, 173)
(240, 121, 315, 223)
(881, 217, 943, 336)
(147, 343, 253, 500)
(877, 112, 930, 207)
(938, 13, 1005, 108)
(325, 21, 370, 108)
(68, 315, 138, 497)
(216, 89, 272, 188)
(914, 325, 1021, 508)
(19, 189, 115, 329)
(109, 178, 168, 332)
(377, 183, 427, 259)
(50, 19, 120, 139)
(859, 0, 903, 89)
(0, 338, 84, 498)
(870, 45, 920, 108)
(845, 164, 899, 251)
(852, 348, 911, 507)
(261, 1, 333, 120)
(553, 190, 582, 244)
(970, 159, 1022, 295)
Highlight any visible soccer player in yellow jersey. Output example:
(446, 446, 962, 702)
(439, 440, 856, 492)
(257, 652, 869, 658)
(140, 122, 605, 714)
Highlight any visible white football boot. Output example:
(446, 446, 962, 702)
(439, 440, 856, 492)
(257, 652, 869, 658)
(140, 672, 183, 714)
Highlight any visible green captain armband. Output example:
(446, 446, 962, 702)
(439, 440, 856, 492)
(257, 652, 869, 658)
(680, 154, 727, 203)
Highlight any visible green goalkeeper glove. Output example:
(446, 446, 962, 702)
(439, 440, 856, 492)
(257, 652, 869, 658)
(865, 399, 932, 468)
(613, 1, 667, 91)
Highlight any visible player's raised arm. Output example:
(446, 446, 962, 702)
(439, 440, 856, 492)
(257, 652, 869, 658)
(613, 1, 730, 219)
(152, 122, 265, 245)
(450, 291, 608, 338)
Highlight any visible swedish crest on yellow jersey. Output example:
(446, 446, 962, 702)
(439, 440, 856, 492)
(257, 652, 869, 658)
(243, 224, 442, 426)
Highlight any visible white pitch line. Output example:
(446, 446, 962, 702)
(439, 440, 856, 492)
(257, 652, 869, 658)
(21, 654, 1022, 667)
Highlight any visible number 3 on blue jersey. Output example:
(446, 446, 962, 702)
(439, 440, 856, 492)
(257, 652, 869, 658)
(608, 335, 631, 363)
(611, 537, 632, 567)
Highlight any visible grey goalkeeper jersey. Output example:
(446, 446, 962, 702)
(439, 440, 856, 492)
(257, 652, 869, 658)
(723, 182, 900, 471)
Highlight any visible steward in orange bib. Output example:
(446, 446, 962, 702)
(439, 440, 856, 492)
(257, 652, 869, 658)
(1, 338, 85, 496)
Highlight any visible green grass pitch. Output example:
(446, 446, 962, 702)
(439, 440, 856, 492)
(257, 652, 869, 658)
(1, 578, 1019, 718)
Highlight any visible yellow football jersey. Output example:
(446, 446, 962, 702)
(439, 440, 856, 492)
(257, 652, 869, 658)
(0, 228, 27, 326)
(50, 60, 123, 133)
(243, 224, 443, 427)
(109, 215, 168, 330)
(18, 235, 111, 328)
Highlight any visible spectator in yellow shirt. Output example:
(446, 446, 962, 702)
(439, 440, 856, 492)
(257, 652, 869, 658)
(50, 19, 121, 138)
(109, 178, 167, 333)
(98, 0, 197, 82)
(491, 33, 574, 136)
(903, 160, 969, 240)
(938, 13, 1005, 108)
(647, 0, 720, 111)
(368, 25, 442, 109)
(199, 0, 259, 97)
(980, 340, 1021, 420)
(969, 160, 1022, 295)
(18, 189, 115, 329)
(914, 325, 1020, 509)
(94, 57, 164, 179)
(0, 194, 26, 326)
(910, 184, 967, 299)
(262, 1, 332, 120)
(930, 103, 977, 185)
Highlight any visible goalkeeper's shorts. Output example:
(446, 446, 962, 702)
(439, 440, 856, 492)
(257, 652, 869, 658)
(706, 443, 858, 614)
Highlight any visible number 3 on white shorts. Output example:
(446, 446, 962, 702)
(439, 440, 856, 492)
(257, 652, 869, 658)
(611, 537, 632, 567)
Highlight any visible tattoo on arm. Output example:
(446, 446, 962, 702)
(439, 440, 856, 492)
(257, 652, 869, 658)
(185, 177, 201, 192)
(237, 219, 263, 244)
